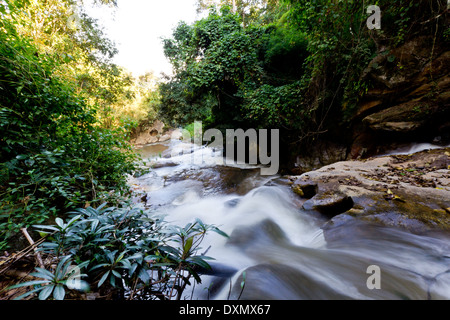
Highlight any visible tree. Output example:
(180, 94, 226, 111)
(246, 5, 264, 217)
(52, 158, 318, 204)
(196, 0, 281, 26)
(0, 0, 141, 250)
(160, 5, 310, 131)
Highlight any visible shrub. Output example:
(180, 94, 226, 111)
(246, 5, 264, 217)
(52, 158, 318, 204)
(9, 204, 228, 300)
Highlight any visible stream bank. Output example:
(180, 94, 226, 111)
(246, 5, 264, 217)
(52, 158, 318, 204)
(289, 147, 450, 235)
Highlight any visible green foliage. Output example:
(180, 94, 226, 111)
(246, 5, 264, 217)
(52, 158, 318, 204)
(158, 78, 215, 127)
(10, 204, 228, 300)
(160, 6, 310, 130)
(196, 0, 282, 26)
(0, 1, 143, 250)
(162, 0, 447, 153)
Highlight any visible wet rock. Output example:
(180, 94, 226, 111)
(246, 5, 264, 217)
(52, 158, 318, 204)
(227, 219, 289, 249)
(291, 179, 318, 199)
(215, 167, 262, 195)
(293, 141, 348, 174)
(292, 148, 450, 232)
(224, 198, 241, 208)
(150, 161, 179, 169)
(302, 191, 354, 218)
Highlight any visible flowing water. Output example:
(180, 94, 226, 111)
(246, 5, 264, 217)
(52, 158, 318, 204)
(130, 139, 450, 300)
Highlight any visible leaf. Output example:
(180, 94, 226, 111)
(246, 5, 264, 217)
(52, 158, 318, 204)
(55, 218, 65, 229)
(96, 202, 109, 212)
(66, 215, 82, 228)
(212, 227, 229, 238)
(195, 218, 206, 230)
(33, 225, 60, 232)
(127, 253, 144, 264)
(13, 286, 46, 301)
(187, 256, 212, 270)
(89, 263, 110, 272)
(32, 268, 55, 281)
(111, 269, 122, 278)
(138, 268, 150, 283)
(183, 236, 194, 254)
(53, 285, 65, 301)
(39, 284, 54, 300)
(393, 195, 405, 202)
(158, 246, 180, 257)
(98, 271, 110, 287)
(55, 256, 72, 278)
(186, 265, 202, 284)
(91, 219, 100, 233)
(7, 280, 51, 290)
(241, 271, 247, 289)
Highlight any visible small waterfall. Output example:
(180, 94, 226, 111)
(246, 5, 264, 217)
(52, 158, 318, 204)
(379, 142, 450, 157)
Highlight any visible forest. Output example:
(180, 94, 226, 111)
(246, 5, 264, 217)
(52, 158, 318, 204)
(0, 0, 449, 301)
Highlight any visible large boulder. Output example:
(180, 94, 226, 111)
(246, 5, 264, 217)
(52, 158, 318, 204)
(132, 120, 166, 145)
(349, 36, 450, 158)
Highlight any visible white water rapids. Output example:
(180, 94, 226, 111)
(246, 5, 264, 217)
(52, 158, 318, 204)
(129, 139, 450, 300)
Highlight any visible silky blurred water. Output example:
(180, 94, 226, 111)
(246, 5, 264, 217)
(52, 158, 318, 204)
(131, 140, 450, 300)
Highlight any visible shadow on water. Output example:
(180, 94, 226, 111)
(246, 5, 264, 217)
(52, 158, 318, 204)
(130, 140, 450, 300)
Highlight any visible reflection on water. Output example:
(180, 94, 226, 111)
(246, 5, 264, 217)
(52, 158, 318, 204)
(129, 140, 450, 300)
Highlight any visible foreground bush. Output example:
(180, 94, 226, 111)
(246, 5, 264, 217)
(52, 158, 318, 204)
(9, 204, 227, 300)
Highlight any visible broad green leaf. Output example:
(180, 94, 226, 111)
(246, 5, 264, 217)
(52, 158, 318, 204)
(55, 218, 65, 229)
(212, 227, 229, 238)
(111, 270, 122, 278)
(39, 284, 54, 300)
(183, 236, 194, 255)
(98, 271, 110, 287)
(53, 285, 65, 301)
(7, 280, 50, 290)
(32, 268, 55, 281)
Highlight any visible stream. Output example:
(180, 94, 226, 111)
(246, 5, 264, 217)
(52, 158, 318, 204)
(130, 139, 450, 300)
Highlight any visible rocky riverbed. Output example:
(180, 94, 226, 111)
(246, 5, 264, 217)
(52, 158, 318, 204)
(289, 148, 450, 236)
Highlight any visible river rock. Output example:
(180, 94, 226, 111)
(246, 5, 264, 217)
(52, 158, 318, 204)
(227, 219, 289, 250)
(133, 120, 166, 145)
(302, 191, 354, 217)
(291, 179, 318, 199)
(291, 148, 450, 233)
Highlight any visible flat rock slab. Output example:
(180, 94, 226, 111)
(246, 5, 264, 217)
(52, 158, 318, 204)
(289, 148, 450, 233)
